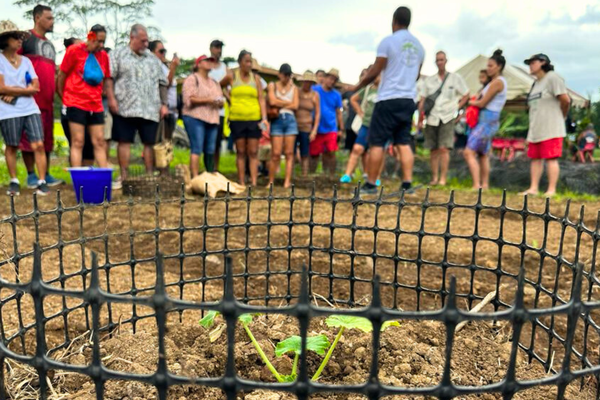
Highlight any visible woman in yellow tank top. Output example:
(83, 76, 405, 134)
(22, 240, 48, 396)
(221, 50, 268, 186)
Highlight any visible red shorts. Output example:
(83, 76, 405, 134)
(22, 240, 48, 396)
(527, 137, 563, 160)
(19, 108, 54, 152)
(309, 132, 338, 157)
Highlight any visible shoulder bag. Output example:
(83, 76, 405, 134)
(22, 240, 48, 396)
(423, 73, 450, 117)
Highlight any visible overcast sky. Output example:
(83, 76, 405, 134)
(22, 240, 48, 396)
(4, 0, 599, 98)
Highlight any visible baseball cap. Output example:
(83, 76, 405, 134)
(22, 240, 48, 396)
(210, 39, 224, 48)
(524, 53, 550, 65)
(195, 55, 216, 66)
(279, 63, 292, 76)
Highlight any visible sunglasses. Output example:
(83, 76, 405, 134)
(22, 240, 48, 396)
(159, 49, 167, 54)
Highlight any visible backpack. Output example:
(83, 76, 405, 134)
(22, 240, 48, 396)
(82, 53, 104, 86)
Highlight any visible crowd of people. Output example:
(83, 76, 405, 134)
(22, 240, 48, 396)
(0, 5, 581, 198)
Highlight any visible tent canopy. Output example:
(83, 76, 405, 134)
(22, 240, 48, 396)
(454, 55, 588, 109)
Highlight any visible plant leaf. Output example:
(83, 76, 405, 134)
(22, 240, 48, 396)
(280, 374, 296, 382)
(381, 321, 400, 331)
(275, 335, 331, 357)
(325, 315, 372, 333)
(238, 313, 258, 326)
(209, 324, 226, 343)
(199, 311, 220, 329)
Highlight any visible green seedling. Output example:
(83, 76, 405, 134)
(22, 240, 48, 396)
(275, 334, 330, 381)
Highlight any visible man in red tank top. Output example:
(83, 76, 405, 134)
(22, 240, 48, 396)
(18, 5, 64, 188)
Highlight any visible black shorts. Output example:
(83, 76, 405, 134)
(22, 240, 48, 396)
(112, 114, 159, 145)
(344, 128, 357, 150)
(61, 113, 94, 161)
(368, 99, 416, 147)
(66, 107, 105, 126)
(230, 120, 261, 141)
(216, 116, 225, 153)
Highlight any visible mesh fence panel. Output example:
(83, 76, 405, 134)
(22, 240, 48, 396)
(0, 186, 599, 399)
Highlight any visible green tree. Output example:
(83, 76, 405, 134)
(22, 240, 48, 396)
(13, 0, 159, 48)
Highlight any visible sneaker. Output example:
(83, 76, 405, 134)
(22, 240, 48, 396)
(26, 172, 39, 189)
(340, 174, 352, 184)
(360, 183, 379, 196)
(35, 181, 49, 196)
(6, 182, 20, 196)
(376, 179, 381, 187)
(45, 174, 64, 187)
(112, 179, 122, 190)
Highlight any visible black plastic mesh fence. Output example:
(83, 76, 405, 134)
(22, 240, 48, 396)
(0, 186, 599, 399)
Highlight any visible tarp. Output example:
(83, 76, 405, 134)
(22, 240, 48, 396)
(454, 55, 588, 108)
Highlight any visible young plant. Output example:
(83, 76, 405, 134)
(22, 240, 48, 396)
(311, 316, 400, 381)
(275, 334, 330, 382)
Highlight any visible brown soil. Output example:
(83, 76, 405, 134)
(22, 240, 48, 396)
(0, 186, 599, 399)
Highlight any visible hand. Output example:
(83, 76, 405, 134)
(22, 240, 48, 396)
(108, 97, 119, 114)
(417, 120, 424, 131)
(160, 105, 168, 118)
(1, 95, 15, 104)
(26, 84, 39, 95)
(358, 111, 365, 119)
(309, 130, 317, 142)
(261, 119, 270, 132)
(171, 55, 181, 68)
(347, 84, 358, 93)
(214, 98, 224, 108)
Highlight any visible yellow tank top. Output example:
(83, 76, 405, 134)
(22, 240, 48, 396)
(229, 70, 261, 121)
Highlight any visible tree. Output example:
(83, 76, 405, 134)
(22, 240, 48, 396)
(13, 0, 159, 48)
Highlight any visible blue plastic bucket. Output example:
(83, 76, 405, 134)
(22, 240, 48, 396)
(68, 168, 113, 204)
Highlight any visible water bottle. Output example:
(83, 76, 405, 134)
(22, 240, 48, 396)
(25, 71, 32, 85)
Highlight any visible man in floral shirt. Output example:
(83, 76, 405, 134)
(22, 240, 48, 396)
(105, 24, 167, 186)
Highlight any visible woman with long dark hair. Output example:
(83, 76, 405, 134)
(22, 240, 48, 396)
(463, 50, 508, 190)
(520, 54, 570, 197)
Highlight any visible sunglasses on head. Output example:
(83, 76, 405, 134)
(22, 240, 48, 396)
(159, 49, 167, 54)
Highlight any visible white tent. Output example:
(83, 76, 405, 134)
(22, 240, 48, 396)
(455, 55, 588, 108)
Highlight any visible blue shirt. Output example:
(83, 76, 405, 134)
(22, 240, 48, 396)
(314, 85, 342, 133)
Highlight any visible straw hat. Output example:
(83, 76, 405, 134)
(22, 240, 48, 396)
(326, 68, 340, 80)
(0, 20, 29, 39)
(298, 70, 317, 83)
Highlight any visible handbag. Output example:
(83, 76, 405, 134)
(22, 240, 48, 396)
(351, 85, 370, 134)
(154, 118, 173, 169)
(423, 73, 450, 117)
(267, 82, 281, 120)
(82, 53, 104, 86)
(465, 96, 480, 129)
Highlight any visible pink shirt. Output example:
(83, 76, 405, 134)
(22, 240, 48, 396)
(182, 73, 222, 124)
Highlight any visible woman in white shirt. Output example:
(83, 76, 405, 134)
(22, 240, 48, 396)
(463, 50, 508, 190)
(0, 21, 48, 196)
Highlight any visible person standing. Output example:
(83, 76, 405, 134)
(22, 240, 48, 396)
(315, 70, 326, 86)
(267, 63, 299, 188)
(295, 70, 320, 176)
(463, 50, 508, 190)
(340, 74, 381, 184)
(343, 68, 369, 152)
(349, 6, 425, 195)
(105, 24, 168, 186)
(220, 50, 268, 186)
(208, 39, 228, 171)
(0, 21, 48, 196)
(57, 25, 110, 168)
(520, 54, 570, 197)
(310, 68, 343, 175)
(18, 5, 64, 188)
(181, 55, 223, 177)
(150, 40, 180, 148)
(418, 51, 469, 186)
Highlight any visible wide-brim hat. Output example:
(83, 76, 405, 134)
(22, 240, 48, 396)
(195, 55, 216, 66)
(0, 20, 29, 39)
(298, 70, 317, 83)
(326, 68, 340, 80)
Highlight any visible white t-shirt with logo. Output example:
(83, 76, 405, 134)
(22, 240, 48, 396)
(0, 54, 40, 121)
(376, 29, 425, 102)
(527, 71, 568, 143)
(209, 61, 227, 117)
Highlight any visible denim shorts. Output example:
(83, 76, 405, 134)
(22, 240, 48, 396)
(271, 113, 298, 136)
(355, 125, 370, 149)
(182, 115, 218, 156)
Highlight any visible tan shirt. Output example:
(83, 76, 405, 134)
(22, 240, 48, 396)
(182, 73, 222, 125)
(527, 71, 567, 143)
(420, 72, 469, 126)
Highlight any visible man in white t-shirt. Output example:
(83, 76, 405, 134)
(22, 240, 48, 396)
(349, 6, 425, 195)
(418, 51, 469, 186)
(208, 39, 228, 171)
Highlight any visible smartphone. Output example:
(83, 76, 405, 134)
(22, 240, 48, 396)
(173, 52, 178, 59)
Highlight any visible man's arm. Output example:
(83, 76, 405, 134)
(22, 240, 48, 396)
(105, 78, 118, 114)
(558, 94, 570, 119)
(336, 107, 344, 132)
(351, 57, 387, 93)
(56, 70, 66, 99)
(458, 93, 470, 110)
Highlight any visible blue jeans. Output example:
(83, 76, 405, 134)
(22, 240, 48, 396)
(270, 113, 298, 136)
(182, 115, 218, 156)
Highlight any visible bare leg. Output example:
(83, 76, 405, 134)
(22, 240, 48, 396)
(463, 148, 481, 189)
(69, 122, 86, 167)
(31, 142, 47, 181)
(377, 151, 386, 181)
(545, 159, 559, 197)
(235, 139, 247, 185)
(322, 152, 336, 175)
(309, 155, 319, 174)
(5, 146, 19, 179)
(89, 125, 108, 168)
(344, 144, 366, 177)
(143, 145, 154, 174)
(438, 148, 450, 186)
(117, 142, 131, 180)
(283, 135, 297, 188)
(22, 151, 35, 175)
(360, 152, 368, 175)
(269, 136, 284, 186)
(247, 138, 259, 186)
(480, 154, 490, 190)
(396, 144, 414, 183)
(301, 157, 309, 176)
(366, 146, 384, 184)
(429, 149, 440, 185)
(520, 159, 543, 195)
